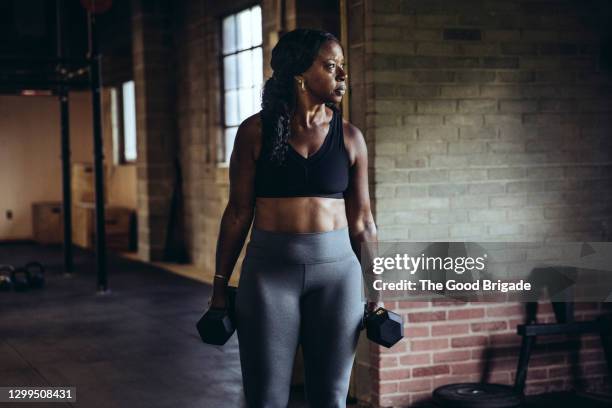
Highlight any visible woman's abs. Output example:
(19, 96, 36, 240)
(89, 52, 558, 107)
(253, 196, 348, 233)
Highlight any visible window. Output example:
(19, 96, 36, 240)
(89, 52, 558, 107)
(122, 81, 138, 162)
(110, 80, 138, 164)
(220, 5, 263, 164)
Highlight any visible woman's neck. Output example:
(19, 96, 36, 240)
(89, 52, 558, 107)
(292, 99, 328, 129)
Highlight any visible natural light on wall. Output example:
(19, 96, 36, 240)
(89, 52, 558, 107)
(110, 82, 138, 165)
(221, 5, 263, 164)
(122, 80, 137, 162)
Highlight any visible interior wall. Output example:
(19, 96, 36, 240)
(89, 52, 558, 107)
(0, 95, 61, 240)
(101, 88, 138, 210)
(348, 0, 612, 405)
(295, 0, 340, 36)
(0, 91, 137, 241)
(172, 0, 285, 271)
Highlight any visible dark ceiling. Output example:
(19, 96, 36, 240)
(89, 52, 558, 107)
(0, 0, 131, 94)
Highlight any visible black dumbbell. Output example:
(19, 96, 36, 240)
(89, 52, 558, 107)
(11, 267, 31, 292)
(24, 262, 45, 289)
(196, 286, 238, 346)
(0, 265, 14, 291)
(362, 305, 404, 348)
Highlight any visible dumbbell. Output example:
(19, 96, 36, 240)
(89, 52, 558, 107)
(0, 265, 14, 291)
(11, 267, 31, 292)
(24, 262, 45, 289)
(362, 305, 404, 348)
(196, 286, 238, 346)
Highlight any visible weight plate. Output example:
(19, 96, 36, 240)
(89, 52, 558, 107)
(433, 383, 523, 408)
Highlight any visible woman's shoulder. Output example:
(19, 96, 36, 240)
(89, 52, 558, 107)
(341, 117, 365, 167)
(341, 116, 364, 143)
(239, 111, 262, 135)
(236, 112, 263, 162)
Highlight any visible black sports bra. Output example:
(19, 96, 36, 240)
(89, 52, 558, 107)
(254, 106, 350, 199)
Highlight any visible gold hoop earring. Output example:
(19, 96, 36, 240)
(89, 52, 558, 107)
(300, 79, 305, 91)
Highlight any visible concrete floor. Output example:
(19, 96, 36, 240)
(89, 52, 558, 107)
(2, 243, 611, 408)
(0, 243, 325, 408)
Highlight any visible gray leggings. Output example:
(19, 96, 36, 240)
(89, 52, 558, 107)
(235, 226, 364, 408)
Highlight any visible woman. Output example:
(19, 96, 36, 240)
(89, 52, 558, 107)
(209, 29, 378, 408)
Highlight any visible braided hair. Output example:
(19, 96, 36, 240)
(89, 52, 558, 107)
(260, 29, 340, 166)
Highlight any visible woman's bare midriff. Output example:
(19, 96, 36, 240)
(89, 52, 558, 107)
(253, 197, 348, 233)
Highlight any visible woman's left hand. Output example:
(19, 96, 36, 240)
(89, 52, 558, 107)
(366, 301, 382, 313)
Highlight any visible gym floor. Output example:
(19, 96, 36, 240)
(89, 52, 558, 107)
(0, 243, 329, 408)
(1, 243, 610, 408)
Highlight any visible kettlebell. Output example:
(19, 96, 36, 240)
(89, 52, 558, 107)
(11, 267, 31, 292)
(24, 261, 45, 289)
(0, 265, 14, 291)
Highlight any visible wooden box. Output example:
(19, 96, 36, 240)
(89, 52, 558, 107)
(72, 203, 92, 248)
(32, 202, 64, 245)
(72, 203, 133, 251)
(71, 162, 107, 204)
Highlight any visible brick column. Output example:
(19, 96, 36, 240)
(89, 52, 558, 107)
(132, 0, 177, 261)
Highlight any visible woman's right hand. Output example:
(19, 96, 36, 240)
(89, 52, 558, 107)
(366, 300, 384, 313)
(209, 288, 228, 310)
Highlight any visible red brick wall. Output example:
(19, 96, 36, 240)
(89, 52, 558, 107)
(347, 0, 612, 406)
(369, 301, 609, 407)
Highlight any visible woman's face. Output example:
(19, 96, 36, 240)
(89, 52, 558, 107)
(299, 40, 346, 104)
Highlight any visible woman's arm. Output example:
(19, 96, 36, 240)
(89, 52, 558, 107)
(209, 115, 259, 309)
(343, 122, 380, 309)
